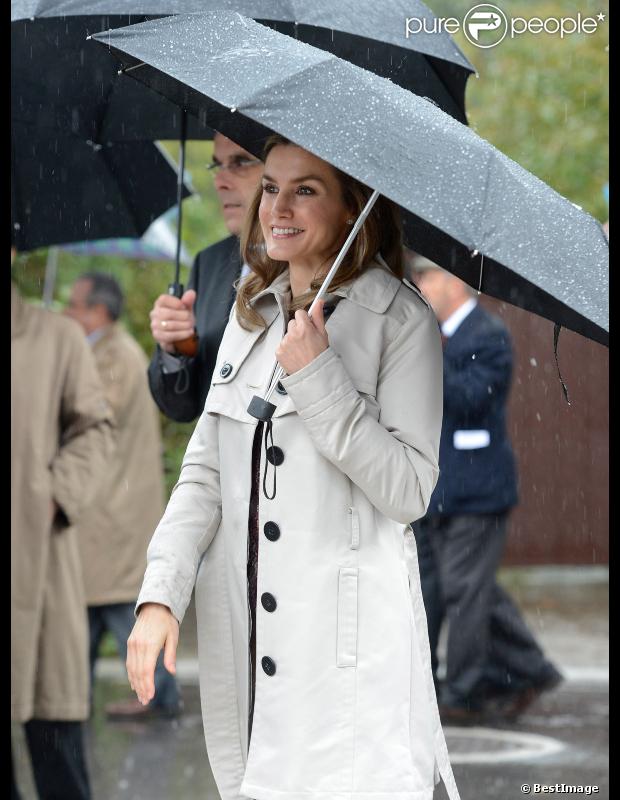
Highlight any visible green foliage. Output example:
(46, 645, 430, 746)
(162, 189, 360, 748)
(431, 0, 609, 219)
(12, 4, 608, 494)
(98, 631, 119, 658)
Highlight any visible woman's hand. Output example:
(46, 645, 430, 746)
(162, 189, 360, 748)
(276, 299, 329, 375)
(126, 602, 179, 705)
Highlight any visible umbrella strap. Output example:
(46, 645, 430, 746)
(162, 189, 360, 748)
(262, 420, 277, 500)
(553, 324, 571, 405)
(173, 360, 190, 395)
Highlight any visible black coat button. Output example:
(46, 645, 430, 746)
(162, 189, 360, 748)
(266, 445, 284, 466)
(276, 381, 287, 395)
(261, 592, 277, 612)
(264, 521, 280, 541)
(261, 656, 276, 676)
(219, 362, 233, 378)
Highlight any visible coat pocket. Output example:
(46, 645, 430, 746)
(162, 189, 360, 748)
(336, 567, 358, 667)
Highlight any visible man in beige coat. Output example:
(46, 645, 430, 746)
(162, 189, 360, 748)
(65, 272, 180, 719)
(11, 278, 114, 800)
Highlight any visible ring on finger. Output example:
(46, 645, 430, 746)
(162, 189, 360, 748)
(161, 320, 168, 329)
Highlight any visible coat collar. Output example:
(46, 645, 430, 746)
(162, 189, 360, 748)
(331, 255, 401, 313)
(250, 254, 401, 317)
(90, 323, 118, 350)
(249, 270, 291, 329)
(251, 268, 291, 305)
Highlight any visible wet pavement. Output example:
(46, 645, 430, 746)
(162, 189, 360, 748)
(12, 567, 608, 800)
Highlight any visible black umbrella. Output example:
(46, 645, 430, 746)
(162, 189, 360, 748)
(12, 0, 474, 339)
(12, 0, 474, 140)
(11, 126, 192, 252)
(91, 11, 608, 352)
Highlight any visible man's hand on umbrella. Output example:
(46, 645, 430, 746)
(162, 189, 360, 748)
(276, 299, 329, 374)
(150, 290, 197, 354)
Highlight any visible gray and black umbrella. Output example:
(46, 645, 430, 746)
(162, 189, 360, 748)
(12, 0, 473, 141)
(91, 11, 608, 350)
(12, 0, 474, 305)
(11, 128, 191, 251)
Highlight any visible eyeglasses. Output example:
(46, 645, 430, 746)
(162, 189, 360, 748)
(206, 156, 262, 175)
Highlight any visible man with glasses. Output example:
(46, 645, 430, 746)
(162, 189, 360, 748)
(148, 132, 262, 422)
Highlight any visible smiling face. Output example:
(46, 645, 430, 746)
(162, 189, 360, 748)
(258, 144, 353, 277)
(212, 133, 263, 236)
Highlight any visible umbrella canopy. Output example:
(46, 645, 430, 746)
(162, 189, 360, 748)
(12, 0, 474, 143)
(58, 213, 193, 265)
(11, 129, 192, 251)
(91, 11, 608, 346)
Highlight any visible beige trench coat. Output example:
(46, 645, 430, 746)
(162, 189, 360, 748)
(11, 286, 114, 722)
(137, 261, 460, 800)
(78, 324, 165, 605)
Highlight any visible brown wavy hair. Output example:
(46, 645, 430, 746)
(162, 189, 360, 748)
(236, 135, 404, 330)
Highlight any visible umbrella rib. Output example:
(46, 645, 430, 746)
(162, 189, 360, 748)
(213, 46, 337, 114)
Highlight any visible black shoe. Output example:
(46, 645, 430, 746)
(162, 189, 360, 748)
(438, 702, 486, 726)
(495, 668, 564, 719)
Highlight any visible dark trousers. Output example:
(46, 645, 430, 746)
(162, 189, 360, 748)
(89, 603, 180, 710)
(414, 513, 557, 710)
(12, 720, 91, 800)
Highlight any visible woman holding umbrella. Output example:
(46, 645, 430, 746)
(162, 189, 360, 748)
(126, 135, 459, 800)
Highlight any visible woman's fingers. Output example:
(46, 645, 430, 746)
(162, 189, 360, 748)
(134, 637, 158, 704)
(126, 608, 177, 704)
(309, 299, 326, 333)
(127, 634, 150, 704)
(163, 627, 179, 675)
(293, 309, 313, 331)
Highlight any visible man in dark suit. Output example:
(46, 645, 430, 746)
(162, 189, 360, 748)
(148, 132, 263, 422)
(412, 257, 563, 722)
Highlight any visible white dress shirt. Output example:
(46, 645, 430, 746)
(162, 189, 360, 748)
(441, 297, 477, 338)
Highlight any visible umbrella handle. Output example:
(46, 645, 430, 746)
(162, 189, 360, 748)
(167, 281, 199, 357)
